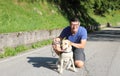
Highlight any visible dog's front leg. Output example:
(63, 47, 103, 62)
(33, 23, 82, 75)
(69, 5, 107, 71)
(59, 59, 63, 74)
(71, 59, 77, 72)
(56, 58, 60, 68)
(66, 60, 72, 70)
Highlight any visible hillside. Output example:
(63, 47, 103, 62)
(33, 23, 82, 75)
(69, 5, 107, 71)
(0, 0, 120, 33)
(0, 0, 68, 33)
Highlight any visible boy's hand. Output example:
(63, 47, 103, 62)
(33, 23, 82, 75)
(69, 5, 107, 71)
(52, 38, 62, 51)
(52, 44, 62, 51)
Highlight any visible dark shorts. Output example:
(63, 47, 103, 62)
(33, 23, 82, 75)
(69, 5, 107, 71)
(72, 47, 85, 62)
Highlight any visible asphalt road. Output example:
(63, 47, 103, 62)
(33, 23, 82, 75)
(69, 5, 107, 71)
(0, 27, 120, 76)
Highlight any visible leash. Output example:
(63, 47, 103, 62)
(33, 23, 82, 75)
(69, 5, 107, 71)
(51, 45, 57, 57)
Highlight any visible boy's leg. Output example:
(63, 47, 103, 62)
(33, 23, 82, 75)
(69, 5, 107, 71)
(73, 48, 85, 68)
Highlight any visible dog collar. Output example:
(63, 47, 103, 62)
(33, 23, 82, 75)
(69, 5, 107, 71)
(62, 50, 72, 53)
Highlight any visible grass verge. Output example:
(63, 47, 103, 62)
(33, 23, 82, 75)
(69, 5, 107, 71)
(0, 39, 52, 59)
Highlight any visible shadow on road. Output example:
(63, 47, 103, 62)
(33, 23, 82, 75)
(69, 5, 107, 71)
(88, 28, 120, 42)
(27, 57, 58, 71)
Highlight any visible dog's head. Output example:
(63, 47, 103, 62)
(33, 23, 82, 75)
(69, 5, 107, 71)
(61, 40, 72, 52)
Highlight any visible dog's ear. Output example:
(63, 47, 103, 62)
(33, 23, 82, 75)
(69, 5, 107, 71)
(63, 37, 66, 40)
(67, 40, 71, 46)
(68, 41, 72, 49)
(69, 41, 72, 45)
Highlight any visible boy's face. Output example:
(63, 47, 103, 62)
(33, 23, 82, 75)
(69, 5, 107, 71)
(70, 21, 80, 34)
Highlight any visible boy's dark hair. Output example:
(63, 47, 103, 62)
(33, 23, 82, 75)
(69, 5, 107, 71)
(69, 17, 80, 23)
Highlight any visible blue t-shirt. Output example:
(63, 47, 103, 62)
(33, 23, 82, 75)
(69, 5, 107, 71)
(60, 26, 87, 43)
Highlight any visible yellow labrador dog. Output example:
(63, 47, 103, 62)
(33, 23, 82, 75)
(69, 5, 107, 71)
(57, 40, 76, 74)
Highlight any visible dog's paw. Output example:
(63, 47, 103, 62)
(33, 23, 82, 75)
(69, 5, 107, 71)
(56, 63, 60, 68)
(57, 65, 60, 68)
(73, 68, 77, 72)
(58, 70, 63, 74)
(57, 68, 63, 74)
(68, 67, 77, 72)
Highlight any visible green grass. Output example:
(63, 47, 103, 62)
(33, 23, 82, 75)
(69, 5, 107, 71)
(32, 40, 52, 49)
(0, 0, 68, 33)
(0, 0, 120, 33)
(0, 39, 52, 58)
(89, 10, 120, 26)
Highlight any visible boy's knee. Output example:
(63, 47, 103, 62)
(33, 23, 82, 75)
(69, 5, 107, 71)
(75, 60, 84, 68)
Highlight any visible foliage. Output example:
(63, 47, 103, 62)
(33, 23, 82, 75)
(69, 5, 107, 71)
(15, 45, 30, 53)
(0, 0, 120, 33)
(47, 0, 120, 27)
(32, 39, 52, 48)
(4, 47, 16, 57)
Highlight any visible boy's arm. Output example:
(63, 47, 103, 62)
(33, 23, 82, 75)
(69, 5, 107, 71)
(71, 39, 87, 49)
